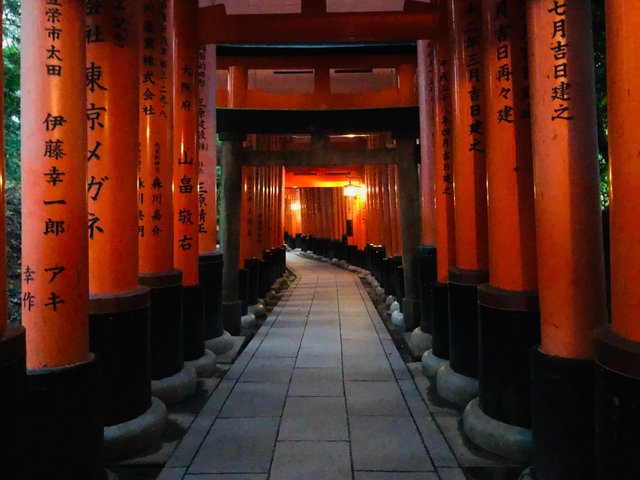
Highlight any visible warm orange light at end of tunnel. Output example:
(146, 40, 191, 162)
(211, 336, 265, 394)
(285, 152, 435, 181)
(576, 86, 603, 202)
(343, 184, 360, 198)
(290, 202, 301, 211)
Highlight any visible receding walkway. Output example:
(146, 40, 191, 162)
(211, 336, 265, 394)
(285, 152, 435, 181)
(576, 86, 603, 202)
(158, 253, 466, 480)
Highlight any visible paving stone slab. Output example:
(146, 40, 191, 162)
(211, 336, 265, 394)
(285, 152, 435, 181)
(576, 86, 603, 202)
(436, 467, 467, 480)
(350, 416, 435, 472)
(219, 382, 288, 418)
(346, 380, 410, 416)
(270, 441, 352, 480)
(188, 417, 279, 474)
(279, 396, 348, 441)
(184, 475, 268, 479)
(354, 472, 439, 480)
(343, 354, 396, 381)
(239, 356, 296, 383)
(288, 367, 344, 397)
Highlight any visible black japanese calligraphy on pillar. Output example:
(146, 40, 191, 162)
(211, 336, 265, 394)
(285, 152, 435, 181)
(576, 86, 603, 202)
(437, 50, 453, 196)
(547, 1, 572, 121)
(463, 0, 485, 154)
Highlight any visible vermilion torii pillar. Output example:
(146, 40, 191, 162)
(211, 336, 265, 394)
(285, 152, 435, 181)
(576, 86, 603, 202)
(21, 1, 103, 477)
(527, 1, 606, 479)
(594, 2, 640, 477)
(85, 0, 167, 460)
(395, 137, 423, 332)
(462, 0, 539, 463)
(172, 0, 217, 378)
(220, 131, 244, 336)
(437, 0, 489, 407)
(0, 0, 26, 474)
(422, 10, 456, 378)
(411, 38, 438, 356)
(197, 0, 232, 356)
(139, 0, 196, 407)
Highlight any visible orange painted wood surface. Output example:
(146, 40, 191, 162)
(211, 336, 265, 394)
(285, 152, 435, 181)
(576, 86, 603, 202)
(433, 32, 456, 284)
(197, 2, 442, 45)
(482, 0, 537, 293)
(528, 0, 606, 359)
(87, 0, 141, 296)
(418, 40, 436, 246)
(449, 0, 488, 273)
(21, 0, 90, 368)
(172, 0, 201, 287)
(139, 0, 175, 275)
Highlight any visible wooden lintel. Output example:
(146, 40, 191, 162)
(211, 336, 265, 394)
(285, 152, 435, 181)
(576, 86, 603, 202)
(198, 2, 442, 45)
(242, 149, 397, 167)
(216, 54, 417, 70)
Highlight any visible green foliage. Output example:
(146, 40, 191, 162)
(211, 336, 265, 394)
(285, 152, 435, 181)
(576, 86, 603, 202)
(3, 0, 20, 182)
(592, 0, 609, 208)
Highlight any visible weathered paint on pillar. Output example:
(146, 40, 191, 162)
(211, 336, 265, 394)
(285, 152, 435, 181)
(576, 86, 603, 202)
(449, 0, 488, 274)
(22, 0, 90, 369)
(197, 4, 217, 254)
(220, 133, 243, 334)
(398, 63, 416, 106)
(607, 0, 640, 343)
(173, 0, 199, 287)
(228, 66, 247, 109)
(528, 0, 606, 359)
(418, 39, 436, 246)
(139, 0, 174, 276)
(433, 29, 456, 284)
(87, 0, 141, 296)
(483, 0, 537, 293)
(240, 166, 258, 262)
(396, 138, 423, 330)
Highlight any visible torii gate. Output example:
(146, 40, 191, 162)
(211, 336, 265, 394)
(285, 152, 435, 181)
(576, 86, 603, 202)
(0, 1, 636, 480)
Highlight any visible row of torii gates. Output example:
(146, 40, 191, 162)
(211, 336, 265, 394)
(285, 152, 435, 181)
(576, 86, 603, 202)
(0, 0, 637, 479)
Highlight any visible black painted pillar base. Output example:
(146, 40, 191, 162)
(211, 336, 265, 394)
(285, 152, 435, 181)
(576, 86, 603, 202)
(89, 286, 151, 427)
(594, 325, 640, 480)
(199, 252, 224, 340)
(139, 269, 184, 380)
(223, 300, 242, 336)
(245, 258, 261, 306)
(0, 325, 26, 480)
(477, 284, 540, 428)
(183, 285, 205, 362)
(530, 347, 595, 480)
(448, 267, 488, 378)
(26, 355, 104, 480)
(431, 282, 450, 360)
(418, 245, 437, 334)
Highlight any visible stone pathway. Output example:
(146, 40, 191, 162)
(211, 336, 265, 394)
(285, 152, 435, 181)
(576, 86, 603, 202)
(157, 253, 467, 480)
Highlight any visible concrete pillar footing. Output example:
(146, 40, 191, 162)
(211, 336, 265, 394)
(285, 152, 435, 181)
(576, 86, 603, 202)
(422, 349, 448, 378)
(205, 330, 235, 355)
(151, 365, 197, 407)
(463, 397, 532, 463)
(185, 349, 218, 378)
(390, 310, 405, 329)
(248, 303, 267, 317)
(408, 327, 432, 357)
(104, 396, 168, 461)
(436, 362, 479, 408)
(241, 312, 257, 329)
(517, 467, 535, 480)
